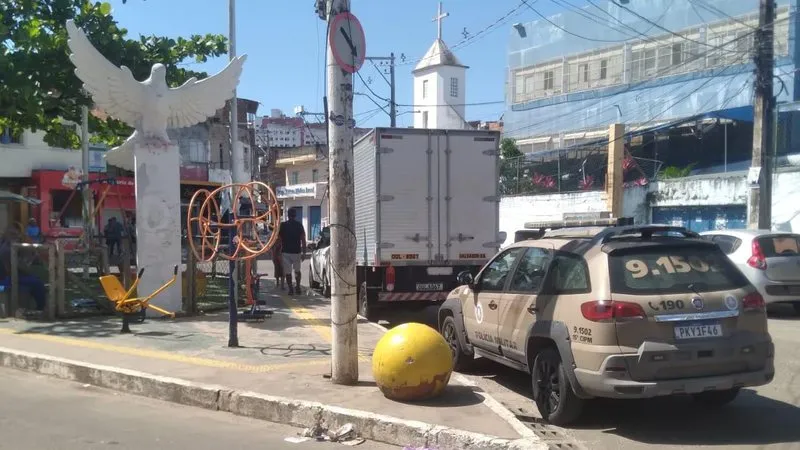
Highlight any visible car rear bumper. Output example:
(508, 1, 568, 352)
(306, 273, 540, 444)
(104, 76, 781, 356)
(573, 340, 775, 399)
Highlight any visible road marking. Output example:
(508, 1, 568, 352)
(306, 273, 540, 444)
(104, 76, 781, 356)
(0, 328, 328, 374)
(365, 317, 539, 440)
(278, 293, 371, 362)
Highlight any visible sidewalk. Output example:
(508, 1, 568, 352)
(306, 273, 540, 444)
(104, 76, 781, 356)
(0, 282, 542, 449)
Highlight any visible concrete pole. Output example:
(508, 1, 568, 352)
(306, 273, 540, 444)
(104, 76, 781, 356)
(748, 0, 775, 230)
(227, 0, 240, 347)
(81, 105, 92, 238)
(325, 0, 359, 385)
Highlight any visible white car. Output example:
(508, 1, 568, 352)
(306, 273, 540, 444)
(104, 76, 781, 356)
(701, 229, 800, 315)
(308, 226, 331, 297)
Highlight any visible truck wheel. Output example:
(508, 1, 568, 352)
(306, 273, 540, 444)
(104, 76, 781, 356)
(692, 388, 740, 407)
(309, 267, 320, 290)
(532, 347, 584, 426)
(441, 316, 473, 371)
(322, 272, 331, 298)
(358, 282, 376, 322)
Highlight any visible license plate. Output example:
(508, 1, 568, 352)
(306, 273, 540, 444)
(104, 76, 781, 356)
(674, 322, 723, 340)
(416, 282, 444, 291)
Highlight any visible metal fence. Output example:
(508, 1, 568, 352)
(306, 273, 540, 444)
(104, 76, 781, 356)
(2, 243, 57, 319)
(183, 240, 246, 314)
(500, 147, 609, 196)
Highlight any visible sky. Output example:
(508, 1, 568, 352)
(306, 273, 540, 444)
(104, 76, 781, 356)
(106, 0, 566, 129)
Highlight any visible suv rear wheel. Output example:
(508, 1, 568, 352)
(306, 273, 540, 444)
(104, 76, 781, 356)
(532, 347, 584, 426)
(441, 316, 473, 371)
(692, 388, 740, 407)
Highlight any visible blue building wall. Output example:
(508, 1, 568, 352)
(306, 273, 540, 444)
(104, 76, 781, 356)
(505, 0, 798, 140)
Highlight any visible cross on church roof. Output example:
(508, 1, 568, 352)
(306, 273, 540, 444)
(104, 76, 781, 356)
(432, 2, 449, 41)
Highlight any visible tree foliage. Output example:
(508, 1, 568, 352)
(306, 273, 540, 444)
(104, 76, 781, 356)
(499, 138, 527, 195)
(0, 0, 228, 149)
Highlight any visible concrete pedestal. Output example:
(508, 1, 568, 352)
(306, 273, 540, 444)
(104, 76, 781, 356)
(133, 142, 182, 316)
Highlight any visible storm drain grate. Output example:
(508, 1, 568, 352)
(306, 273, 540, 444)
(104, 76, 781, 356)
(547, 443, 586, 450)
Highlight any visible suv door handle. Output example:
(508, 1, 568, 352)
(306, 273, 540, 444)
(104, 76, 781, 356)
(488, 301, 498, 310)
(527, 305, 538, 314)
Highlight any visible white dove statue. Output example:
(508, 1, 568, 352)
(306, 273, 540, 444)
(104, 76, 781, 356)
(65, 19, 247, 171)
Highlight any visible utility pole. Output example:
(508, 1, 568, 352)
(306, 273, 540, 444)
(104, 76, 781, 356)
(364, 55, 397, 126)
(227, 0, 241, 347)
(748, 0, 775, 230)
(389, 53, 396, 127)
(320, 0, 359, 385)
(80, 105, 91, 238)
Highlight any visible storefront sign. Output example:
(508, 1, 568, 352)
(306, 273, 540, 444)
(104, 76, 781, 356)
(89, 144, 108, 172)
(277, 183, 317, 199)
(61, 166, 83, 189)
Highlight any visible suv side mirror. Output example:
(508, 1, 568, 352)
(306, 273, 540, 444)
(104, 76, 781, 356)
(457, 270, 474, 288)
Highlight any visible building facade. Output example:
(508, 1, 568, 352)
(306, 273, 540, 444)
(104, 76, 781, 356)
(504, 0, 798, 153)
(413, 24, 470, 129)
(274, 145, 329, 241)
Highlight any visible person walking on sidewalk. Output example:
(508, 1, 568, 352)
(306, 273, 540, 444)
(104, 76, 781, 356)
(270, 224, 285, 290)
(279, 209, 306, 295)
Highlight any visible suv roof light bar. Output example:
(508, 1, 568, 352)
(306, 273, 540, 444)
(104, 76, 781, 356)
(594, 225, 699, 244)
(523, 217, 634, 232)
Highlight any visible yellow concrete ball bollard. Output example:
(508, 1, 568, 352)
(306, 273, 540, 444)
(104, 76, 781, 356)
(372, 322, 454, 401)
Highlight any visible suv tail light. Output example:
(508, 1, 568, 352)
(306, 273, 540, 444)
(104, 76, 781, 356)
(742, 292, 766, 311)
(385, 264, 395, 292)
(747, 239, 768, 270)
(581, 301, 646, 322)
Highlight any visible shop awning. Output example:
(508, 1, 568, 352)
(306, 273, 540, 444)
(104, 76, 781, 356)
(0, 190, 41, 205)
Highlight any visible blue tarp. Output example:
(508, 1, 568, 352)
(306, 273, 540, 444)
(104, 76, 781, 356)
(702, 106, 754, 123)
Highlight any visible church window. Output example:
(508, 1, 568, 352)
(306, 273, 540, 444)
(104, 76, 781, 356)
(422, 80, 429, 99)
(450, 77, 458, 97)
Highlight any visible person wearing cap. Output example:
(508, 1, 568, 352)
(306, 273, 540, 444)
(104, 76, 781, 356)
(279, 209, 306, 295)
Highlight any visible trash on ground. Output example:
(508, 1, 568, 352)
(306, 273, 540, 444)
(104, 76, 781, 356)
(284, 436, 311, 444)
(299, 422, 365, 445)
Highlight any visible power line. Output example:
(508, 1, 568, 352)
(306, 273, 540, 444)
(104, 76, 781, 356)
(502, 19, 769, 138)
(690, 0, 758, 30)
(520, 0, 632, 43)
(503, 12, 791, 137)
(395, 1, 529, 67)
(612, 0, 756, 54)
(395, 100, 505, 107)
(583, 0, 675, 42)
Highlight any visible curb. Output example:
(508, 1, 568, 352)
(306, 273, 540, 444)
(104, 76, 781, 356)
(0, 347, 546, 450)
(363, 318, 540, 441)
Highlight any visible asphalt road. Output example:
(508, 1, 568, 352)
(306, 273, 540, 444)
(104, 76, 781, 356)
(375, 303, 800, 450)
(0, 368, 396, 450)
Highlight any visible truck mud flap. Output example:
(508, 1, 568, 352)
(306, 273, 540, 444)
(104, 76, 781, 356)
(377, 291, 449, 302)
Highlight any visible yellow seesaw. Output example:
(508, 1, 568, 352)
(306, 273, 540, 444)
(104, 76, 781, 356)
(98, 265, 178, 333)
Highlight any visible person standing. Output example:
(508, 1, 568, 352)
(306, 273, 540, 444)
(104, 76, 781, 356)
(104, 217, 123, 257)
(279, 209, 306, 295)
(0, 228, 46, 313)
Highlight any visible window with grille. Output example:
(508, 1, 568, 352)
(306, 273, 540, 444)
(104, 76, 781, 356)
(543, 71, 554, 90)
(450, 77, 458, 97)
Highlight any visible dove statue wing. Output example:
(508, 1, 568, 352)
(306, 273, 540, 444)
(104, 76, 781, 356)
(166, 55, 247, 129)
(65, 20, 146, 127)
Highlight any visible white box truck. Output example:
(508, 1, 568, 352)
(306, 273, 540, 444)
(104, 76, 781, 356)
(343, 127, 504, 320)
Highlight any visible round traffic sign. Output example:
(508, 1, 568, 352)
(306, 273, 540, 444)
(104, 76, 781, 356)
(329, 12, 366, 74)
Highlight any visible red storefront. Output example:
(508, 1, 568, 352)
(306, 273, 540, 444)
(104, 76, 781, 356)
(28, 170, 135, 240)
